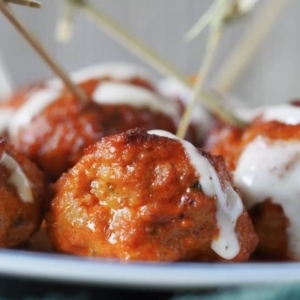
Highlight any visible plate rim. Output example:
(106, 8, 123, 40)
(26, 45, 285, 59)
(0, 249, 300, 290)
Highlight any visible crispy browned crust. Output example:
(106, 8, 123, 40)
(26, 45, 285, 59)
(46, 129, 257, 262)
(0, 138, 49, 248)
(241, 120, 300, 144)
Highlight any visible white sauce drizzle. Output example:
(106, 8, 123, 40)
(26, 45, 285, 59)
(93, 82, 180, 122)
(7, 88, 61, 141)
(234, 106, 266, 123)
(5, 64, 178, 139)
(46, 62, 153, 89)
(261, 105, 300, 125)
(148, 130, 243, 259)
(235, 104, 300, 125)
(234, 136, 300, 258)
(0, 151, 34, 203)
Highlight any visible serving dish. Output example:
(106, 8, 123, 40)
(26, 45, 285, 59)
(0, 249, 299, 290)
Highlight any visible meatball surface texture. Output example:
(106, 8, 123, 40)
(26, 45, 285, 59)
(46, 129, 257, 262)
(0, 138, 48, 248)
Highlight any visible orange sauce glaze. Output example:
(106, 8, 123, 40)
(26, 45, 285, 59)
(205, 119, 300, 261)
(9, 77, 178, 181)
(46, 129, 258, 262)
(0, 138, 48, 248)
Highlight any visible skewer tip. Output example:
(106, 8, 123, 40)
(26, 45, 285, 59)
(5, 0, 41, 8)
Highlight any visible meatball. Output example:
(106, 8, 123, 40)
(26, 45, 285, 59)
(234, 120, 300, 260)
(208, 103, 300, 260)
(248, 200, 289, 261)
(46, 128, 257, 262)
(0, 83, 44, 137)
(2, 63, 181, 181)
(0, 137, 48, 248)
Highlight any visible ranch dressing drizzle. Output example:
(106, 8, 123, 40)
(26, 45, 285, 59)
(261, 105, 300, 125)
(8, 64, 151, 137)
(93, 82, 180, 122)
(0, 151, 33, 203)
(235, 104, 300, 125)
(148, 130, 243, 260)
(8, 88, 61, 141)
(234, 136, 300, 258)
(7, 64, 175, 139)
(46, 62, 153, 89)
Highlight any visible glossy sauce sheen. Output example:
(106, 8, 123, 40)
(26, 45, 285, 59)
(0, 151, 33, 203)
(148, 130, 243, 259)
(234, 136, 300, 258)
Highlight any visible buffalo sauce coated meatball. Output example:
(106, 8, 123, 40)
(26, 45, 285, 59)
(3, 63, 180, 181)
(0, 138, 48, 248)
(0, 82, 45, 137)
(208, 103, 300, 260)
(233, 120, 300, 260)
(46, 129, 257, 262)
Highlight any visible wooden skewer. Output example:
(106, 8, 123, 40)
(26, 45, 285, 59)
(177, 28, 222, 139)
(5, 0, 41, 8)
(177, 0, 247, 138)
(78, 0, 189, 87)
(0, 0, 87, 102)
(184, 1, 217, 41)
(213, 0, 290, 93)
(0, 50, 13, 99)
(68, 0, 243, 129)
(55, 0, 76, 42)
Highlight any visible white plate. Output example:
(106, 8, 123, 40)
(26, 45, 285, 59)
(0, 249, 300, 290)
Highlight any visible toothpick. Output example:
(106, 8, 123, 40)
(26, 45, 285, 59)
(223, 0, 261, 22)
(0, 50, 13, 100)
(5, 0, 41, 8)
(77, 0, 189, 86)
(178, 32, 223, 138)
(185, 0, 260, 42)
(184, 2, 217, 41)
(214, 0, 290, 93)
(177, 0, 248, 138)
(64, 0, 243, 129)
(55, 0, 76, 42)
(0, 0, 87, 102)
